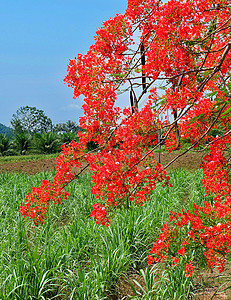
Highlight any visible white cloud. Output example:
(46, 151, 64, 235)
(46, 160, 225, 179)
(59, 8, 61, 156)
(61, 103, 82, 111)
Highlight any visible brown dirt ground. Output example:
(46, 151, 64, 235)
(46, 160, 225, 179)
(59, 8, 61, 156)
(0, 158, 57, 175)
(0, 151, 206, 175)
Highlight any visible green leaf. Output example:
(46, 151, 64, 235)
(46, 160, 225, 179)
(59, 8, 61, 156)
(135, 69, 142, 73)
(188, 113, 206, 125)
(221, 106, 231, 117)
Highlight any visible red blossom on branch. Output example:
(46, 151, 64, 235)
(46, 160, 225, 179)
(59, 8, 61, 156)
(19, 0, 231, 277)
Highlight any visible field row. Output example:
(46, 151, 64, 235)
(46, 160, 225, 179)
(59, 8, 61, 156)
(0, 169, 216, 299)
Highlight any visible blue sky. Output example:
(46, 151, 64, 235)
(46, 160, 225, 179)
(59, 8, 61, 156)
(0, 0, 127, 126)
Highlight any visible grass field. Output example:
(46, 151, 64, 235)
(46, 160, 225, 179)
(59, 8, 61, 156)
(0, 168, 214, 299)
(0, 154, 57, 164)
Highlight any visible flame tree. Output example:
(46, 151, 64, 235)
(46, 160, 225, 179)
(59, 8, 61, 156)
(20, 0, 231, 275)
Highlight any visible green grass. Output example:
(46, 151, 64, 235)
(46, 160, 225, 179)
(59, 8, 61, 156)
(0, 153, 57, 164)
(0, 168, 207, 299)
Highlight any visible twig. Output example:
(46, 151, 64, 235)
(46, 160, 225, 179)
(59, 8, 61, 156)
(191, 130, 231, 152)
(163, 103, 227, 170)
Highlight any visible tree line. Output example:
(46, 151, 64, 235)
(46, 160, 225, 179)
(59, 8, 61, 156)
(1, 105, 224, 157)
(0, 106, 81, 156)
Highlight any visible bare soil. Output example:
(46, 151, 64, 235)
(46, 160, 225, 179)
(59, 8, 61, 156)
(0, 151, 205, 175)
(0, 158, 57, 175)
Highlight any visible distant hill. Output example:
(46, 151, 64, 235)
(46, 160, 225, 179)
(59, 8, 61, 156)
(0, 123, 13, 137)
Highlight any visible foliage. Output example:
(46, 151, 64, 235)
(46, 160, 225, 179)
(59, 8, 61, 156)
(0, 134, 13, 156)
(86, 139, 99, 151)
(53, 120, 80, 133)
(13, 133, 31, 155)
(20, 0, 231, 281)
(0, 153, 56, 164)
(58, 131, 78, 146)
(31, 132, 60, 154)
(1, 169, 206, 299)
(11, 106, 53, 135)
(127, 264, 194, 299)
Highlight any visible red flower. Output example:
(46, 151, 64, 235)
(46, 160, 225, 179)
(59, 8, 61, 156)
(172, 256, 179, 267)
(177, 247, 186, 256)
(185, 262, 193, 277)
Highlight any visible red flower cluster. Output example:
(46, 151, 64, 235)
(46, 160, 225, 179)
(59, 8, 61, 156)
(148, 139, 231, 276)
(202, 138, 231, 198)
(89, 203, 110, 227)
(185, 261, 194, 278)
(19, 179, 70, 225)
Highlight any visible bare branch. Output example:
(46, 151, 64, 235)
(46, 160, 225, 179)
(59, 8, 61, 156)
(163, 103, 227, 170)
(191, 129, 231, 152)
(219, 71, 231, 97)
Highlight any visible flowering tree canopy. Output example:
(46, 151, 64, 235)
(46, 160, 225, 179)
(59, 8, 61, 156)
(20, 0, 230, 275)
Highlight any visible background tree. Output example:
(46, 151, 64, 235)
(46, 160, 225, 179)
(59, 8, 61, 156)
(0, 134, 13, 156)
(64, 120, 79, 132)
(53, 120, 80, 133)
(31, 132, 60, 154)
(13, 133, 31, 155)
(53, 123, 65, 133)
(11, 106, 53, 135)
(58, 132, 78, 146)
